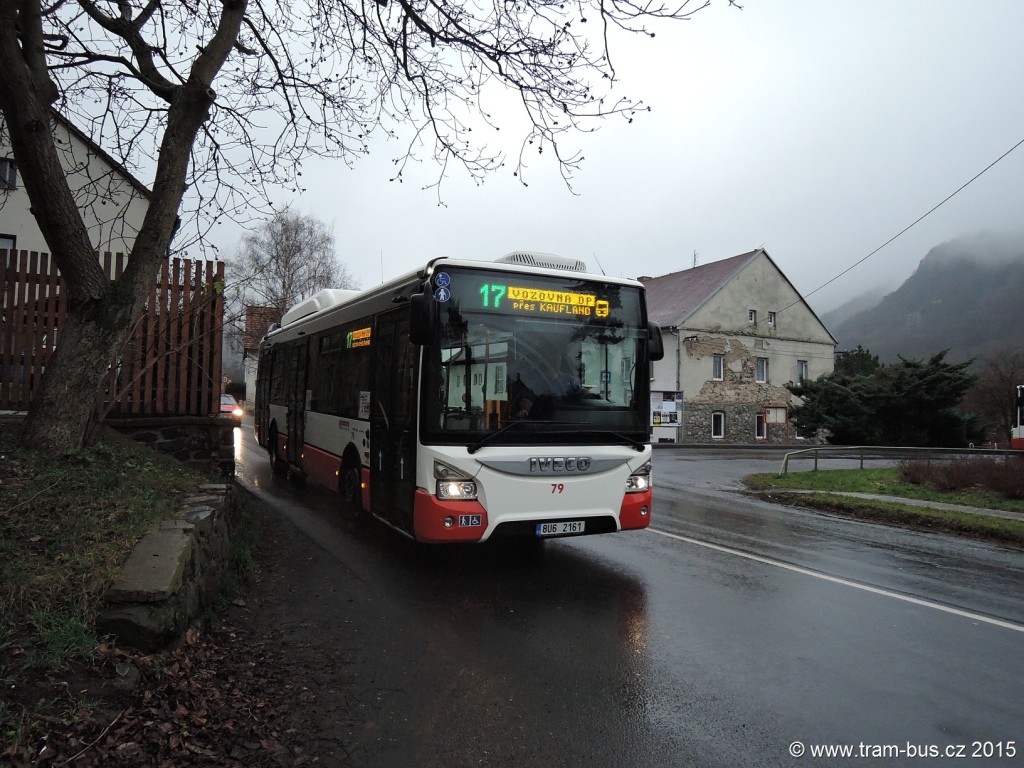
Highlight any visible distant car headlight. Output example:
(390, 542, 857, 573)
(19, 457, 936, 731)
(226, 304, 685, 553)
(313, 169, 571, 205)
(232, 406, 243, 417)
(625, 462, 652, 494)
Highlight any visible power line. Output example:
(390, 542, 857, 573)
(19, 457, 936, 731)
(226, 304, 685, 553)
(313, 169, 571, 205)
(799, 132, 1024, 305)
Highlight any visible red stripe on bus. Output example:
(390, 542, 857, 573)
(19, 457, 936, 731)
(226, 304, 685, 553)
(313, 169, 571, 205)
(413, 491, 487, 543)
(361, 467, 371, 511)
(618, 491, 652, 530)
(302, 443, 343, 491)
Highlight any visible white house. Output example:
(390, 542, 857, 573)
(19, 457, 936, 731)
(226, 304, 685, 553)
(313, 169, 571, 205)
(643, 249, 836, 444)
(0, 111, 150, 264)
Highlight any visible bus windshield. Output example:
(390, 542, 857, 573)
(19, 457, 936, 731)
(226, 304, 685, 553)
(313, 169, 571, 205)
(420, 267, 649, 444)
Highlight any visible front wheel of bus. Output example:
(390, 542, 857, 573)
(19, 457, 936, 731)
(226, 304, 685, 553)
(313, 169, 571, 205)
(340, 463, 365, 523)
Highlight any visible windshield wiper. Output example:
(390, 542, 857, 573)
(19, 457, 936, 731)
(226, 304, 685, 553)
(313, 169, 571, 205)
(467, 423, 645, 454)
(467, 419, 544, 454)
(590, 430, 646, 452)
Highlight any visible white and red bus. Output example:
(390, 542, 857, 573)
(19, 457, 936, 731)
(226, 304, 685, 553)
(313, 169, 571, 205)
(254, 251, 665, 542)
(1013, 384, 1024, 450)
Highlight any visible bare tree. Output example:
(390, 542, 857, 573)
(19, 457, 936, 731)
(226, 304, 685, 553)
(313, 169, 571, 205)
(0, 0, 737, 452)
(223, 208, 356, 356)
(963, 350, 1024, 446)
(232, 208, 356, 315)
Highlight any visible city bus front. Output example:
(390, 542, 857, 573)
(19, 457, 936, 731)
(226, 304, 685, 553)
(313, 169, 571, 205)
(411, 259, 663, 543)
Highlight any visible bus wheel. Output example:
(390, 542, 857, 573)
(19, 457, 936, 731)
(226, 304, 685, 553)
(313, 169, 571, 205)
(268, 426, 287, 477)
(340, 464, 365, 521)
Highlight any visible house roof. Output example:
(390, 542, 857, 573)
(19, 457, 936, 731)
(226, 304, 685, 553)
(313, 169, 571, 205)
(640, 248, 838, 345)
(49, 111, 153, 200)
(641, 250, 760, 327)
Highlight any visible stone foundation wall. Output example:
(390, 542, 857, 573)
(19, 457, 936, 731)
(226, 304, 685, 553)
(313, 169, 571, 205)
(683, 402, 812, 445)
(97, 483, 242, 651)
(106, 416, 236, 475)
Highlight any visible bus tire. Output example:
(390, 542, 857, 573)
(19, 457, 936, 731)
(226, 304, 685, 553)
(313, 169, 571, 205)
(340, 462, 365, 522)
(268, 425, 287, 477)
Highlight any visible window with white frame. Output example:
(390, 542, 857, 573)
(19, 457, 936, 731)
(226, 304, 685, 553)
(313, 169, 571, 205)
(712, 354, 724, 381)
(0, 159, 16, 189)
(755, 412, 766, 440)
(748, 309, 757, 325)
(797, 359, 808, 383)
(0, 234, 14, 267)
(756, 357, 769, 383)
(711, 411, 725, 439)
(767, 311, 776, 327)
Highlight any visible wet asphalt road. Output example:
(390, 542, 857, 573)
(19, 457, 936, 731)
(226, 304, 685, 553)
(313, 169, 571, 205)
(231, 424, 1024, 767)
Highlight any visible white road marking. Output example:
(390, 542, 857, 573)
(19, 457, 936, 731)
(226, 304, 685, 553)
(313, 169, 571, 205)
(648, 527, 1024, 634)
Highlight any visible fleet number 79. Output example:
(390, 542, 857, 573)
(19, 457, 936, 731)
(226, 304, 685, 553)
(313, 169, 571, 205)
(551, 483, 565, 494)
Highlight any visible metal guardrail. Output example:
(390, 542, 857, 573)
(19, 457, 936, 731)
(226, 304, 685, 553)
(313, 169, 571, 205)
(777, 445, 1022, 476)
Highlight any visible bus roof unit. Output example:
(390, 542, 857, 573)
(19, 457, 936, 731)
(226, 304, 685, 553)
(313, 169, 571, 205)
(495, 251, 588, 272)
(281, 288, 360, 327)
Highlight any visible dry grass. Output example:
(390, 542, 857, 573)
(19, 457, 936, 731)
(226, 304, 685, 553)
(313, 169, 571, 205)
(0, 419, 218, 747)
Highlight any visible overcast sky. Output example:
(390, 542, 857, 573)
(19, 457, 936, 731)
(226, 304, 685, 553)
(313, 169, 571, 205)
(215, 0, 1024, 312)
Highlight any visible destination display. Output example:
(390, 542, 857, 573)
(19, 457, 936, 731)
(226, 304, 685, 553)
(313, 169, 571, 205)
(434, 268, 623, 321)
(347, 327, 371, 348)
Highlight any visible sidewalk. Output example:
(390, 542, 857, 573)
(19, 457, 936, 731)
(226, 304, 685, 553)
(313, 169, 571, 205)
(763, 489, 1024, 524)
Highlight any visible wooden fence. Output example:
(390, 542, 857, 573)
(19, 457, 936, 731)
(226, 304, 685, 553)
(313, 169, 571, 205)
(1, 250, 225, 418)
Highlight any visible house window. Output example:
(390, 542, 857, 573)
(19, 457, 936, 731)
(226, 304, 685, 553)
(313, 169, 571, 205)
(755, 412, 766, 440)
(756, 357, 769, 383)
(748, 309, 757, 325)
(0, 159, 16, 189)
(712, 354, 724, 381)
(711, 411, 725, 439)
(0, 234, 13, 268)
(797, 359, 808, 383)
(495, 364, 506, 394)
(767, 311, 776, 327)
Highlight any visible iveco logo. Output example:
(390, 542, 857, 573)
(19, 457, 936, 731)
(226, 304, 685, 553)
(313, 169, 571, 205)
(529, 457, 592, 472)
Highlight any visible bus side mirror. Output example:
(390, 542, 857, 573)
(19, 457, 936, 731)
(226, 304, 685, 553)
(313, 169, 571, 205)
(648, 322, 665, 361)
(409, 293, 435, 345)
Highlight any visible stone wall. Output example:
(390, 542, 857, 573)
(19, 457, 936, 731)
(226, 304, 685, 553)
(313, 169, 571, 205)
(683, 402, 806, 445)
(97, 483, 242, 651)
(106, 416, 236, 475)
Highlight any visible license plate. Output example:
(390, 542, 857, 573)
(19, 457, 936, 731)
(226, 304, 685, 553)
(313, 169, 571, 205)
(536, 520, 586, 537)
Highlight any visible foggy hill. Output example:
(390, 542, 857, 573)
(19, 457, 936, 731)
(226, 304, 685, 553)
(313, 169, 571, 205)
(819, 286, 889, 330)
(827, 232, 1024, 364)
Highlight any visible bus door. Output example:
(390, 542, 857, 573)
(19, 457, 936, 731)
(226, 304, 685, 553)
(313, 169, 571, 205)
(370, 309, 418, 531)
(286, 340, 309, 469)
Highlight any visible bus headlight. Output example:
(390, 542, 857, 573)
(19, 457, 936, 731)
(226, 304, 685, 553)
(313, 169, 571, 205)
(437, 480, 478, 500)
(625, 462, 652, 494)
(434, 461, 478, 500)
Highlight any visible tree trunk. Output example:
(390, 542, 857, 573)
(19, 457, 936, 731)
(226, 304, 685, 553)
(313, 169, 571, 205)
(19, 296, 136, 451)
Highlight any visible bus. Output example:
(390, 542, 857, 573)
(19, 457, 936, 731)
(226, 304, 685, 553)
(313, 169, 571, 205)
(254, 251, 665, 543)
(1013, 384, 1024, 450)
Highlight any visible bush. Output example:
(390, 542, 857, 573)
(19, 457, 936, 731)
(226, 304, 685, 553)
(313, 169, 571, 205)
(898, 456, 1024, 499)
(976, 455, 1024, 499)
